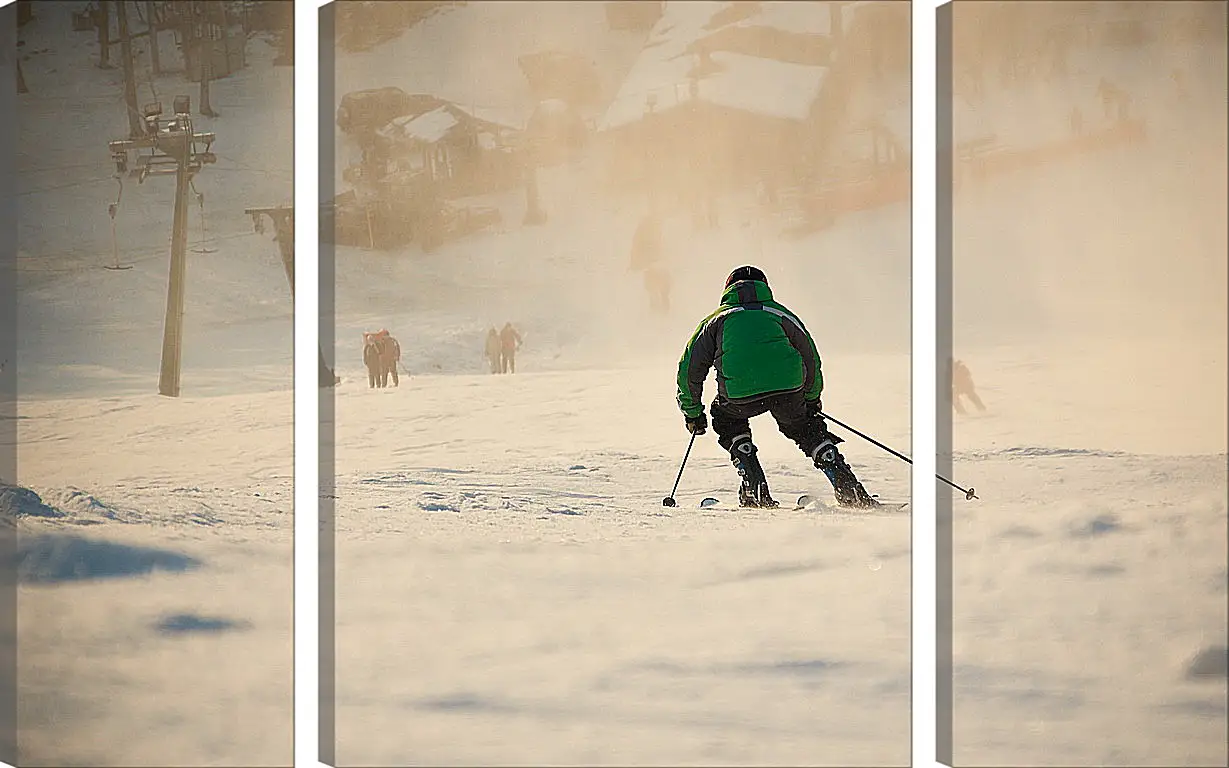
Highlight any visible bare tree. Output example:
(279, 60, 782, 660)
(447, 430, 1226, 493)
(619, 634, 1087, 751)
(146, 1, 161, 74)
(196, 1, 219, 117)
(117, 1, 143, 137)
(97, 0, 113, 69)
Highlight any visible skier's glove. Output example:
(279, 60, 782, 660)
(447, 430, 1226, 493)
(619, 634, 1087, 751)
(805, 398, 823, 420)
(685, 412, 708, 435)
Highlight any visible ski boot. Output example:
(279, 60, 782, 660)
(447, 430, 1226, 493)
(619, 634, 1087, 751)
(833, 477, 879, 509)
(730, 434, 779, 509)
(810, 436, 880, 509)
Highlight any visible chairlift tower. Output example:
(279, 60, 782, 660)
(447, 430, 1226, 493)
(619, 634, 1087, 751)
(244, 205, 340, 387)
(244, 206, 295, 291)
(108, 95, 216, 398)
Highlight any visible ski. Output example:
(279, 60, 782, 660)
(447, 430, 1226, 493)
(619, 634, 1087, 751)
(698, 494, 807, 510)
(698, 495, 784, 510)
(695, 494, 909, 512)
(796, 493, 910, 512)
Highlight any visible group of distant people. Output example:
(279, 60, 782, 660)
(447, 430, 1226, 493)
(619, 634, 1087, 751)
(356, 321, 526, 386)
(485, 322, 523, 374)
(361, 329, 402, 388)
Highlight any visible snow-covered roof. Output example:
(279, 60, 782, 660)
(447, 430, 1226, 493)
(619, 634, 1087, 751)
(731, 1, 882, 40)
(700, 52, 828, 120)
(594, 1, 845, 131)
(599, 49, 827, 131)
(381, 105, 459, 144)
(650, 1, 733, 49)
(731, 2, 835, 37)
(596, 1, 732, 133)
(598, 1, 843, 132)
(455, 104, 528, 133)
(373, 100, 525, 145)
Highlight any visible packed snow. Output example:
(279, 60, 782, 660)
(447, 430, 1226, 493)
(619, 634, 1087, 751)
(949, 22, 1228, 768)
(329, 2, 911, 765)
(11, 3, 292, 764)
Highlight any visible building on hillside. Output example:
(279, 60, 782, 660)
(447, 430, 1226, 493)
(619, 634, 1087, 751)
(595, 1, 909, 220)
(330, 89, 520, 250)
(337, 89, 522, 198)
(596, 3, 826, 211)
(372, 101, 522, 196)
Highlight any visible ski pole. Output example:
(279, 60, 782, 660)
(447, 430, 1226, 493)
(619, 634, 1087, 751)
(662, 431, 699, 507)
(819, 411, 978, 500)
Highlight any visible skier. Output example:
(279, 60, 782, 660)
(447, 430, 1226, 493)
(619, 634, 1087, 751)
(629, 210, 671, 313)
(675, 265, 879, 509)
(950, 358, 986, 415)
(499, 322, 523, 374)
(377, 329, 402, 387)
(484, 327, 502, 374)
(362, 332, 383, 388)
(628, 210, 663, 272)
(644, 264, 671, 314)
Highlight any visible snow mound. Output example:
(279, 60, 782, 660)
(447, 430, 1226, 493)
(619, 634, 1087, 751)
(0, 483, 66, 520)
(1185, 646, 1229, 681)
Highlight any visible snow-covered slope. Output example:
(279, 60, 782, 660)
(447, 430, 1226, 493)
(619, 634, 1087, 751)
(330, 358, 913, 766)
(12, 392, 292, 766)
(949, 31, 1228, 766)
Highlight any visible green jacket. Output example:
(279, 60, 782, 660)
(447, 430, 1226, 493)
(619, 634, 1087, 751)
(676, 279, 823, 418)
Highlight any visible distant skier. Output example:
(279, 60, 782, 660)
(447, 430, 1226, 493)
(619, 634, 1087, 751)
(950, 358, 986, 415)
(379, 329, 402, 387)
(484, 327, 502, 374)
(675, 265, 879, 509)
(499, 322, 523, 374)
(362, 332, 382, 388)
(644, 264, 671, 314)
(1171, 67, 1188, 101)
(628, 210, 663, 272)
(1097, 77, 1130, 122)
(629, 209, 672, 312)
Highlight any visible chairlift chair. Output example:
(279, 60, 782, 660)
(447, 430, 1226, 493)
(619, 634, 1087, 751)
(104, 176, 134, 271)
(191, 182, 217, 254)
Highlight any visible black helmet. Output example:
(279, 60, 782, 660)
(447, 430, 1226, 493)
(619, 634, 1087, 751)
(725, 265, 768, 288)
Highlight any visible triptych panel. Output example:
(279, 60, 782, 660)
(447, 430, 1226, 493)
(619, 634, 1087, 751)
(0, 1, 1223, 766)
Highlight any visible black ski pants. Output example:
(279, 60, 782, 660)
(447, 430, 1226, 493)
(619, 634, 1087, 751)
(709, 390, 827, 457)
